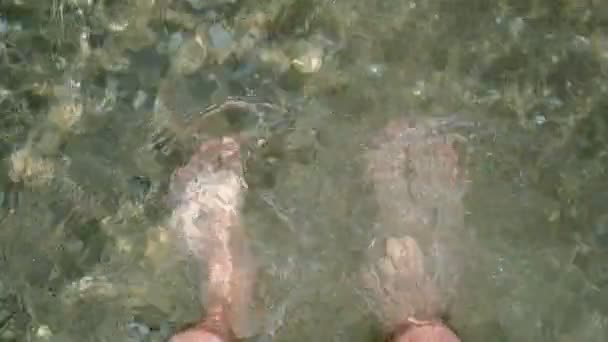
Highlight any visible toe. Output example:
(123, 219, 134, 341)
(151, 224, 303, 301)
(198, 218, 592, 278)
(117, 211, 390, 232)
(378, 255, 397, 277)
(385, 236, 425, 279)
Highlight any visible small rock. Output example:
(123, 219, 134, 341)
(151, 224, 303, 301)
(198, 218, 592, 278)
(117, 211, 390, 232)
(167, 32, 184, 55)
(127, 176, 152, 204)
(208, 23, 233, 50)
(367, 63, 386, 78)
(0, 17, 7, 34)
(172, 37, 207, 75)
(185, 0, 207, 10)
(127, 321, 151, 340)
(593, 214, 608, 247)
(186, 0, 237, 11)
(0, 327, 17, 340)
(291, 41, 323, 74)
(132, 90, 148, 110)
(35, 325, 53, 339)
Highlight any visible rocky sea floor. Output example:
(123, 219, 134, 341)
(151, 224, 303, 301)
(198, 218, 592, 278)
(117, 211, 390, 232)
(1, 0, 608, 341)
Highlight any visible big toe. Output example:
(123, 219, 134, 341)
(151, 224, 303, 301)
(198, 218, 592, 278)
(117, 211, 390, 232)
(385, 236, 425, 279)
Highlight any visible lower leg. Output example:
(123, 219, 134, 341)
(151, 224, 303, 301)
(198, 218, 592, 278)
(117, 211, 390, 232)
(363, 118, 465, 342)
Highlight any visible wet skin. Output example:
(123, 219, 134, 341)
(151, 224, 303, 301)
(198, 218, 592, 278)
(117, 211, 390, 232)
(168, 118, 462, 342)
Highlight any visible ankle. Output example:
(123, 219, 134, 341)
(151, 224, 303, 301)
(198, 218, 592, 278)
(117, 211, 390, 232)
(388, 319, 460, 342)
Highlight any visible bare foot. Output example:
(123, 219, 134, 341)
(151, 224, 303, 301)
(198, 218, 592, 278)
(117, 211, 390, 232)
(363, 236, 459, 342)
(365, 118, 465, 240)
(362, 236, 440, 328)
(168, 136, 256, 341)
(363, 118, 464, 341)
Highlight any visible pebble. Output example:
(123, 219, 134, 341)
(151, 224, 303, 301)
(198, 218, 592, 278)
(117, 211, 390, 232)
(132, 90, 148, 110)
(291, 41, 323, 74)
(127, 321, 151, 340)
(35, 325, 53, 339)
(167, 32, 184, 55)
(0, 17, 7, 34)
(208, 23, 233, 50)
(367, 63, 386, 78)
(185, 0, 207, 10)
(127, 176, 152, 204)
(172, 37, 207, 75)
(593, 214, 608, 247)
(186, 0, 237, 11)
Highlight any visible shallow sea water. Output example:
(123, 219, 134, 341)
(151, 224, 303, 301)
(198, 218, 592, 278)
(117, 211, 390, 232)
(1, 0, 607, 341)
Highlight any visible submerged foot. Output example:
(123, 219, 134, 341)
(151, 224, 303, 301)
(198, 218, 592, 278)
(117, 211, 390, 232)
(363, 236, 459, 342)
(169, 136, 255, 342)
(363, 118, 464, 341)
